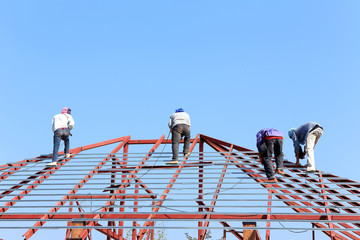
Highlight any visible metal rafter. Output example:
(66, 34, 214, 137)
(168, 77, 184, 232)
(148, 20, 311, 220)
(0, 134, 359, 240)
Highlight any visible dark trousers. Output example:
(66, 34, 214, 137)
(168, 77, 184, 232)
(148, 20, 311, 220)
(260, 138, 284, 180)
(52, 128, 70, 162)
(171, 124, 191, 161)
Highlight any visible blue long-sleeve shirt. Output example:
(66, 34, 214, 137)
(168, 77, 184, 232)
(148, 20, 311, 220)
(289, 122, 322, 154)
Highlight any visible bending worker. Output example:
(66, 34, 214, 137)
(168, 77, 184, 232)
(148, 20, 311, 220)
(167, 108, 191, 164)
(256, 128, 285, 183)
(47, 107, 75, 167)
(288, 122, 323, 173)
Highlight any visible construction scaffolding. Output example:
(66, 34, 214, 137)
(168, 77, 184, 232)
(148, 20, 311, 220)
(1, 134, 360, 240)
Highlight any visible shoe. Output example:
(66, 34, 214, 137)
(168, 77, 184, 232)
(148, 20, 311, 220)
(46, 162, 57, 167)
(305, 169, 316, 174)
(264, 178, 278, 183)
(276, 169, 285, 175)
(166, 160, 179, 165)
(184, 153, 190, 157)
(65, 154, 71, 158)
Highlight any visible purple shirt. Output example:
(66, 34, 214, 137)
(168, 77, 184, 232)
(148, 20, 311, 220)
(256, 128, 283, 149)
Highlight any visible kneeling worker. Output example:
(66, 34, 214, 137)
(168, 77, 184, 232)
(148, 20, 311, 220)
(256, 128, 285, 183)
(167, 108, 191, 164)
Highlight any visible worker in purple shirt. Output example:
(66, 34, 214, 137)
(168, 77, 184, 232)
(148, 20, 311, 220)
(256, 128, 285, 183)
(288, 122, 323, 173)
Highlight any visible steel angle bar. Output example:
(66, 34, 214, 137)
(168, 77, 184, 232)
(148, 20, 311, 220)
(137, 134, 200, 240)
(4, 204, 360, 210)
(0, 148, 83, 214)
(77, 135, 165, 240)
(2, 187, 360, 195)
(22, 136, 130, 240)
(0, 175, 357, 183)
(2, 198, 360, 204)
(0, 178, 357, 187)
(3, 226, 360, 231)
(201, 136, 352, 240)
(3, 212, 360, 217)
(4, 218, 358, 223)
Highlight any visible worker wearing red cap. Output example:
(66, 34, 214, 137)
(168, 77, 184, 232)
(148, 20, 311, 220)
(167, 108, 191, 164)
(47, 107, 75, 167)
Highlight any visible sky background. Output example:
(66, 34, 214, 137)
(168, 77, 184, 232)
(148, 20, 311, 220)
(0, 1, 360, 240)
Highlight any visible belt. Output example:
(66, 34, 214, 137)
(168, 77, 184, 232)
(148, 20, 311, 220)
(59, 128, 67, 129)
(310, 125, 323, 132)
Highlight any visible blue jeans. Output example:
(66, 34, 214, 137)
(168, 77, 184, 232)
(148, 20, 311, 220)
(171, 124, 191, 161)
(52, 128, 70, 162)
(259, 138, 284, 180)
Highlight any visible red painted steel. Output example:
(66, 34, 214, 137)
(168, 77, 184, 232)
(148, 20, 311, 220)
(136, 134, 200, 240)
(0, 148, 82, 213)
(198, 139, 204, 240)
(2, 213, 360, 221)
(199, 144, 233, 240)
(22, 136, 131, 240)
(1, 134, 360, 240)
(201, 135, 355, 240)
(78, 135, 165, 240)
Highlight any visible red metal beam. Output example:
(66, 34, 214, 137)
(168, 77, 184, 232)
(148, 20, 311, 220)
(127, 139, 196, 145)
(199, 145, 233, 240)
(137, 134, 200, 240)
(202, 136, 352, 240)
(78, 135, 165, 240)
(99, 161, 213, 173)
(2, 213, 360, 221)
(69, 195, 155, 199)
(0, 148, 82, 213)
(22, 136, 131, 240)
(197, 201, 243, 240)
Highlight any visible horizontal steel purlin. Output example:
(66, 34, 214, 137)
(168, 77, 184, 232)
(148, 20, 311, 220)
(2, 213, 359, 221)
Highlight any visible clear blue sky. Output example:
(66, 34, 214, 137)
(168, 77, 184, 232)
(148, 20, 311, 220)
(1, 1, 360, 240)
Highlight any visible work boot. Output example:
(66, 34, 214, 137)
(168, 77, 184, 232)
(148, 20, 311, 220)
(166, 160, 179, 165)
(65, 154, 71, 158)
(276, 169, 285, 175)
(46, 162, 57, 167)
(264, 178, 278, 183)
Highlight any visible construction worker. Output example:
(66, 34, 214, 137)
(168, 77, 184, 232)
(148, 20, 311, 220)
(167, 108, 191, 164)
(47, 107, 75, 166)
(256, 128, 285, 183)
(288, 122, 323, 173)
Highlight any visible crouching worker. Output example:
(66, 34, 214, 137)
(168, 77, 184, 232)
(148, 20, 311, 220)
(256, 128, 285, 183)
(47, 107, 75, 167)
(288, 122, 323, 173)
(167, 108, 191, 165)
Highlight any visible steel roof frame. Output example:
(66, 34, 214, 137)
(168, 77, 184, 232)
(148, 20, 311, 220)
(0, 134, 360, 240)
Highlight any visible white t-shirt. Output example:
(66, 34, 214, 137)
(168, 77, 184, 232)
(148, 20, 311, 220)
(168, 112, 191, 129)
(52, 113, 75, 132)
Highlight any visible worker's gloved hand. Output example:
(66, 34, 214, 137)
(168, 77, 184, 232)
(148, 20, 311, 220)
(298, 147, 306, 159)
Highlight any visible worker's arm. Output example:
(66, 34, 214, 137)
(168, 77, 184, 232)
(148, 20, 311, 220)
(295, 153, 300, 167)
(168, 118, 172, 129)
(51, 117, 55, 132)
(67, 115, 75, 130)
(290, 133, 301, 167)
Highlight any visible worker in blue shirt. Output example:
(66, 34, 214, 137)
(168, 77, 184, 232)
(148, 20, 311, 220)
(288, 122, 323, 173)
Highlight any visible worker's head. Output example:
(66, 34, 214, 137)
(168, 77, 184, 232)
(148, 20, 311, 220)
(288, 128, 295, 138)
(61, 107, 71, 115)
(175, 108, 184, 113)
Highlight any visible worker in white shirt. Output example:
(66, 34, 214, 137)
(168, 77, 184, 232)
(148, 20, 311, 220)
(47, 107, 75, 166)
(167, 108, 191, 164)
